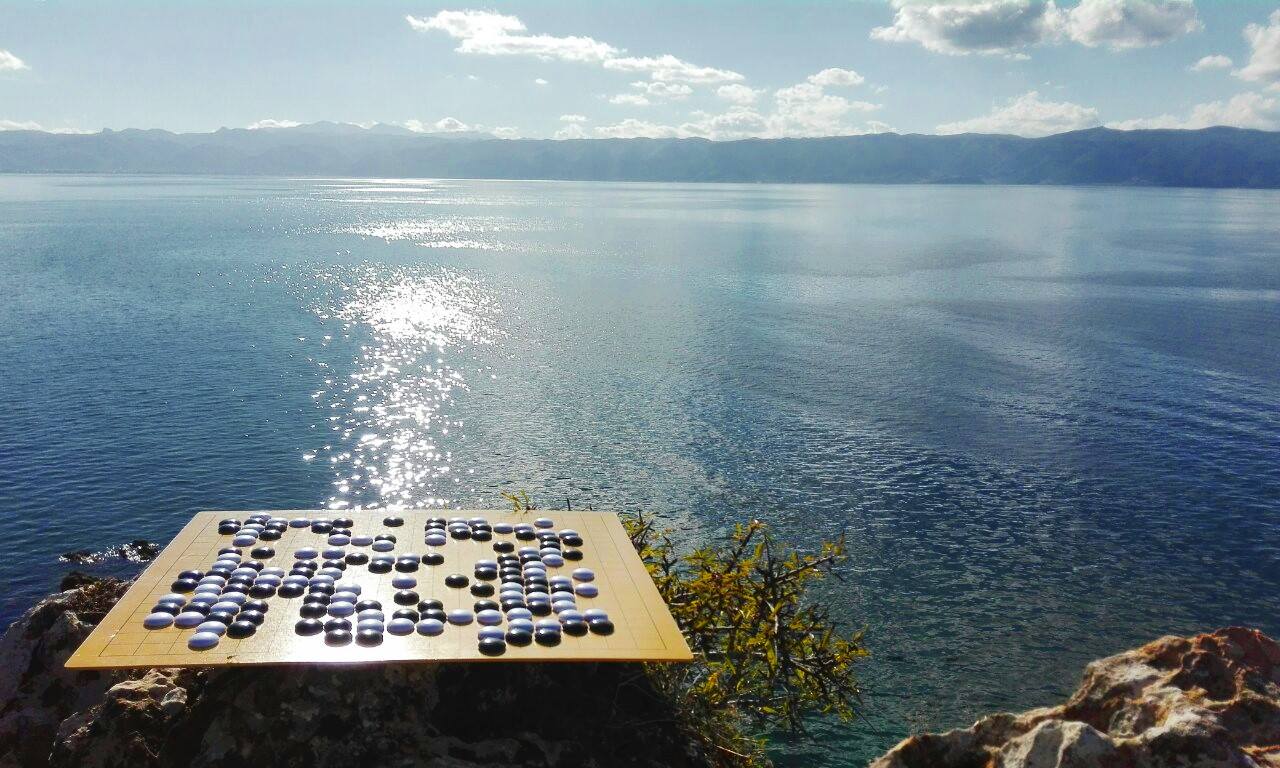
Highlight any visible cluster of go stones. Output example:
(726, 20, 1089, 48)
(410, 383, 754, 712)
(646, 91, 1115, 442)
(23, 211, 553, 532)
(144, 513, 613, 657)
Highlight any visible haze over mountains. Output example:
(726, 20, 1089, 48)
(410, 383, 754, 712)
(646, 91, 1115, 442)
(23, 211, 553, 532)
(1, 121, 1278, 188)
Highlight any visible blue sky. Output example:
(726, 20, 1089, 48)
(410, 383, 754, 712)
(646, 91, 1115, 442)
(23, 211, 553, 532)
(2, 0, 1279, 138)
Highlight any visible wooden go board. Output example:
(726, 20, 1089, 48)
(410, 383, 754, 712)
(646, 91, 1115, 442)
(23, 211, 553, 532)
(66, 510, 691, 669)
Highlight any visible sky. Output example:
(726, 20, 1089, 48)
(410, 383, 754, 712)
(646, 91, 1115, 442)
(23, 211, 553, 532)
(1, 0, 1279, 139)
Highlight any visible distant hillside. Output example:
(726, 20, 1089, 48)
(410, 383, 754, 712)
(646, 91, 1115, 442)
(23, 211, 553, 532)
(1, 122, 1278, 188)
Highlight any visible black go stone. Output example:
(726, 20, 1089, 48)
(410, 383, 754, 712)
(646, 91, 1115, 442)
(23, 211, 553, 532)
(299, 603, 327, 619)
(418, 598, 444, 611)
(178, 570, 204, 581)
(369, 560, 392, 574)
(150, 603, 181, 615)
(243, 561, 264, 571)
(392, 609, 419, 622)
(238, 609, 266, 626)
(345, 552, 369, 566)
(588, 618, 615, 636)
(506, 628, 533, 646)
(422, 553, 444, 566)
(227, 620, 257, 639)
(309, 584, 335, 596)
(311, 522, 333, 534)
(562, 620, 589, 637)
(478, 638, 506, 656)
(171, 578, 198, 592)
(357, 629, 384, 646)
(210, 566, 234, 579)
(251, 546, 275, 559)
(245, 599, 269, 614)
(474, 568, 498, 581)
(259, 529, 281, 541)
(375, 534, 396, 542)
(564, 549, 584, 561)
(427, 517, 446, 526)
(500, 598, 527, 612)
(325, 629, 352, 646)
(529, 602, 552, 617)
(208, 610, 237, 625)
(249, 584, 276, 599)
(384, 516, 404, 527)
(333, 517, 354, 528)
(422, 609, 447, 623)
(322, 559, 346, 570)
(296, 618, 323, 636)
(473, 599, 499, 613)
(561, 534, 584, 547)
(355, 599, 383, 612)
(218, 522, 241, 535)
(217, 547, 241, 556)
(534, 628, 561, 646)
(394, 559, 419, 573)
(393, 590, 419, 606)
(324, 618, 352, 632)
(493, 542, 514, 553)
(449, 527, 471, 540)
(515, 530, 536, 541)
(183, 602, 211, 615)
(471, 530, 492, 542)
(444, 574, 469, 588)
(470, 583, 495, 598)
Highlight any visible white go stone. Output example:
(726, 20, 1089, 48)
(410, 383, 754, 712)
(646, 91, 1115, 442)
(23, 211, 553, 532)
(187, 631, 221, 650)
(143, 612, 174, 629)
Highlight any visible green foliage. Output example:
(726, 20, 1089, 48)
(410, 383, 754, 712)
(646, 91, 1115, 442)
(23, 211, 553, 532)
(500, 490, 535, 514)
(624, 513, 868, 768)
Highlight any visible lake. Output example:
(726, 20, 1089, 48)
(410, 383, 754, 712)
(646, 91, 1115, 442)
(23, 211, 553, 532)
(1, 175, 1277, 765)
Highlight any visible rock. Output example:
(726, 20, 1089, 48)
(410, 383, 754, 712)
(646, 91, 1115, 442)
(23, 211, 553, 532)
(872, 627, 1280, 768)
(0, 574, 705, 768)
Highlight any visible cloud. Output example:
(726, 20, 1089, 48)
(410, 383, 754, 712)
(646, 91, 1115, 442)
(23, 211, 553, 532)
(717, 84, 764, 105)
(491, 126, 521, 138)
(1066, 0, 1200, 49)
(601, 55, 742, 84)
(609, 93, 650, 106)
(1108, 92, 1279, 129)
(559, 114, 587, 122)
(0, 119, 42, 131)
(1189, 54, 1232, 71)
(807, 67, 866, 87)
(0, 50, 28, 72)
(432, 117, 471, 132)
(247, 119, 301, 130)
(409, 10, 742, 83)
(534, 77, 549, 86)
(1237, 10, 1280, 85)
(407, 10, 616, 62)
(872, 0, 1200, 57)
(592, 69, 885, 140)
(554, 123, 590, 139)
(936, 90, 1100, 135)
(593, 118, 684, 139)
(631, 81, 693, 100)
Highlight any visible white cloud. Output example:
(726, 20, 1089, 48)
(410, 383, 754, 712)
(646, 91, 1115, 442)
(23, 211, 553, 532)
(631, 81, 693, 100)
(872, 0, 1199, 57)
(554, 123, 590, 139)
(559, 114, 587, 122)
(601, 55, 742, 84)
(0, 50, 28, 72)
(247, 119, 301, 130)
(534, 77, 549, 86)
(593, 118, 684, 139)
(432, 116, 471, 132)
(0, 119, 42, 131)
(1108, 92, 1279, 130)
(1190, 54, 1232, 71)
(936, 90, 1100, 135)
(717, 84, 764, 105)
(407, 10, 616, 62)
(491, 126, 521, 138)
(807, 67, 865, 87)
(609, 93, 650, 106)
(592, 69, 885, 141)
(409, 10, 742, 84)
(1237, 10, 1280, 85)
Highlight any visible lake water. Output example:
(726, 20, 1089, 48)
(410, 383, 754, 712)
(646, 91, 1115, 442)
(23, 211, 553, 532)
(1, 175, 1277, 765)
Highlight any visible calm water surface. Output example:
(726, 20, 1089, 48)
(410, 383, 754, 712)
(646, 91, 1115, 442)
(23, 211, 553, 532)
(1, 176, 1277, 765)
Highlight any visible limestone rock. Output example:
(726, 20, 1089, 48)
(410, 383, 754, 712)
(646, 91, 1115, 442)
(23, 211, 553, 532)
(873, 627, 1280, 768)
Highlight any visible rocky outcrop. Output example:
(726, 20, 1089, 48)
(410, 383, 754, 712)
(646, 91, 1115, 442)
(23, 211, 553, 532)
(0, 576, 704, 768)
(873, 627, 1280, 768)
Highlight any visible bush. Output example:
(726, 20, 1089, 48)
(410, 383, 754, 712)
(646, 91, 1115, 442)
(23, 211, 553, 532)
(624, 513, 868, 768)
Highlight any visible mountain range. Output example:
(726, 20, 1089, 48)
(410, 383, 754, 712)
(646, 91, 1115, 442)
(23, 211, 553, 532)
(1, 121, 1278, 188)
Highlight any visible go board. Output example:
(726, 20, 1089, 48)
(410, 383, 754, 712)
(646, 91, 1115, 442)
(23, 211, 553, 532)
(66, 510, 692, 669)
